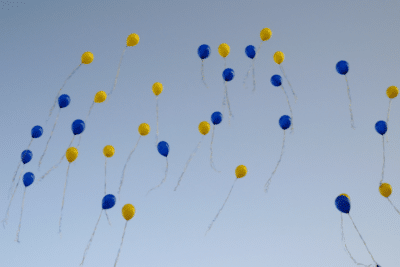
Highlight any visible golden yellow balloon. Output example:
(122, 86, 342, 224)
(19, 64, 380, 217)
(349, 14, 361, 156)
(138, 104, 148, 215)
(103, 145, 115, 158)
(81, 52, 94, 64)
(138, 123, 150, 136)
(339, 193, 350, 201)
(152, 82, 163, 96)
(273, 51, 285, 65)
(260, 28, 272, 41)
(379, 183, 392, 198)
(66, 147, 78, 163)
(122, 204, 135, 221)
(198, 121, 210, 135)
(94, 91, 107, 103)
(386, 86, 399, 99)
(218, 43, 230, 58)
(126, 33, 140, 47)
(235, 165, 247, 178)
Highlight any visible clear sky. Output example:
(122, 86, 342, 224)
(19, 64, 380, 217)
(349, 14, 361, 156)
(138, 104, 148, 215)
(1, 0, 400, 266)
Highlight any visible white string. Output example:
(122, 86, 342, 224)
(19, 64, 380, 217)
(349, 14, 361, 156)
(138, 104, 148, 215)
(386, 99, 392, 142)
(265, 130, 286, 193)
(388, 198, 400, 215)
(280, 65, 297, 103)
(147, 157, 169, 195)
(3, 166, 24, 228)
(281, 85, 293, 133)
(80, 211, 103, 266)
(210, 125, 220, 172)
(59, 164, 71, 237)
(39, 109, 61, 169)
(114, 221, 128, 267)
(345, 75, 355, 129)
(380, 136, 385, 185)
(201, 59, 208, 88)
(155, 95, 159, 146)
(107, 46, 127, 102)
(119, 136, 141, 199)
(15, 187, 27, 243)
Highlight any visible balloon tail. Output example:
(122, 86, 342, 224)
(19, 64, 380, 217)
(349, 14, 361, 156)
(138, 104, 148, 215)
(77, 133, 83, 149)
(9, 160, 22, 199)
(2, 170, 23, 228)
(388, 198, 400, 215)
(147, 157, 169, 195)
(265, 130, 286, 193)
(85, 101, 95, 122)
(80, 211, 103, 266)
(279, 65, 297, 103)
(105, 210, 112, 226)
(119, 136, 141, 199)
(210, 125, 220, 172)
(380, 136, 385, 185)
(345, 75, 355, 130)
(281, 85, 293, 133)
(156, 95, 159, 146)
(175, 137, 203, 191)
(15, 188, 27, 243)
(243, 61, 253, 90)
(225, 85, 233, 125)
(107, 46, 127, 102)
(255, 41, 263, 59)
(39, 109, 61, 169)
(224, 57, 226, 69)
(205, 179, 237, 235)
(201, 59, 208, 88)
(59, 164, 70, 237)
(114, 221, 128, 267)
(386, 99, 392, 142)
(252, 60, 256, 92)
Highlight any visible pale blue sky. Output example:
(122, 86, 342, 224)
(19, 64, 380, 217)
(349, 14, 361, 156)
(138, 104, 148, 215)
(1, 0, 400, 266)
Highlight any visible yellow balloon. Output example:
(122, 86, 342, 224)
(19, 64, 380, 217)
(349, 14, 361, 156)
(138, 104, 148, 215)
(260, 28, 272, 41)
(66, 147, 78, 163)
(273, 51, 285, 65)
(94, 91, 107, 103)
(339, 193, 350, 201)
(218, 43, 230, 58)
(198, 121, 210, 135)
(152, 82, 163, 96)
(235, 165, 247, 178)
(379, 183, 392, 198)
(126, 33, 140, 47)
(122, 204, 135, 221)
(103, 145, 115, 158)
(386, 86, 399, 99)
(138, 123, 150, 136)
(81, 52, 94, 64)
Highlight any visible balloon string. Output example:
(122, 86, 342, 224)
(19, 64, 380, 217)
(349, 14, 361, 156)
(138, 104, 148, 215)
(243, 61, 253, 90)
(3, 166, 23, 228)
(119, 136, 141, 199)
(107, 46, 127, 102)
(380, 135, 385, 185)
(114, 221, 128, 267)
(210, 125, 220, 172)
(345, 75, 355, 130)
(224, 57, 226, 69)
(8, 139, 31, 199)
(86, 101, 95, 122)
(243, 42, 263, 90)
(59, 164, 71, 237)
(15, 187, 27, 243)
(281, 85, 293, 133)
(156, 95, 159, 146)
(47, 64, 81, 123)
(147, 157, 169, 195)
(279, 65, 297, 103)
(39, 108, 61, 170)
(225, 83, 233, 125)
(201, 60, 208, 88)
(205, 178, 237, 236)
(388, 198, 400, 215)
(252, 59, 256, 92)
(265, 130, 286, 193)
(105, 210, 112, 226)
(103, 159, 112, 225)
(386, 99, 392, 143)
(80, 211, 103, 266)
(175, 137, 203, 191)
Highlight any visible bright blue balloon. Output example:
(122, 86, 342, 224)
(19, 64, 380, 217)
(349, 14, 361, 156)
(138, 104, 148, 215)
(198, 44, 210, 60)
(31, 125, 43, 139)
(23, 172, 35, 187)
(58, 94, 70, 108)
(279, 115, 291, 130)
(335, 195, 350, 214)
(72, 119, 85, 135)
(336, 60, 349, 75)
(157, 141, 169, 157)
(375, 121, 387, 135)
(102, 194, 116, 210)
(223, 68, 235, 82)
(245, 45, 256, 59)
(211, 111, 223, 125)
(271, 75, 282, 87)
(21, 150, 32, 164)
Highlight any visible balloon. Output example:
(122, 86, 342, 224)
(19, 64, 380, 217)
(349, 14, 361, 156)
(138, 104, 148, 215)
(72, 119, 85, 135)
(157, 141, 169, 157)
(81, 51, 94, 64)
(271, 74, 282, 87)
(336, 60, 349, 75)
(339, 193, 350, 200)
(279, 115, 292, 130)
(260, 28, 272, 41)
(335, 195, 350, 214)
(211, 112, 223, 125)
(31, 126, 43, 139)
(198, 44, 210, 60)
(386, 86, 398, 99)
(138, 123, 150, 136)
(199, 121, 210, 135)
(273, 51, 285, 65)
(126, 33, 140, 47)
(375, 121, 387, 135)
(94, 91, 107, 103)
(58, 94, 71, 108)
(222, 68, 235, 82)
(122, 204, 135, 221)
(66, 147, 78, 163)
(235, 165, 247, 178)
(152, 82, 163, 96)
(245, 45, 256, 59)
(103, 145, 115, 158)
(102, 194, 116, 210)
(379, 183, 392, 198)
(23, 172, 34, 187)
(21, 150, 32, 164)
(218, 43, 230, 58)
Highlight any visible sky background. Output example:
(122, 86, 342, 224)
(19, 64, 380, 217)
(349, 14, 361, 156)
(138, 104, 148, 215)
(1, 0, 400, 266)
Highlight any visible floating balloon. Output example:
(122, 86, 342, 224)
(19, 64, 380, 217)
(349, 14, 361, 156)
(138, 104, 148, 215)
(206, 165, 247, 235)
(31, 126, 43, 139)
(379, 183, 400, 216)
(375, 120, 387, 187)
(175, 122, 210, 190)
(80, 194, 116, 266)
(210, 112, 223, 172)
(264, 115, 291, 193)
(243, 45, 257, 91)
(336, 60, 355, 129)
(385, 85, 398, 142)
(103, 145, 115, 194)
(271, 76, 294, 132)
(274, 51, 297, 103)
(114, 204, 136, 267)
(152, 82, 163, 145)
(222, 68, 235, 124)
(218, 43, 230, 69)
(198, 44, 211, 88)
(148, 141, 170, 194)
(15, 172, 35, 242)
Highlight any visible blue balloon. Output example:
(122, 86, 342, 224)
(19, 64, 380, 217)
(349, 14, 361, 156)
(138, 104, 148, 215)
(72, 119, 85, 135)
(271, 75, 282, 87)
(335, 195, 350, 214)
(211, 111, 223, 125)
(58, 94, 71, 109)
(23, 172, 35, 187)
(222, 68, 235, 82)
(21, 150, 32, 164)
(245, 45, 256, 59)
(102, 194, 116, 210)
(375, 121, 387, 136)
(198, 44, 210, 60)
(157, 141, 169, 157)
(31, 125, 43, 139)
(279, 115, 291, 130)
(336, 60, 349, 75)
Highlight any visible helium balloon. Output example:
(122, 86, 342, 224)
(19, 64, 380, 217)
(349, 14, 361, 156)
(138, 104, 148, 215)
(15, 172, 35, 242)
(249, 27, 272, 74)
(72, 119, 85, 135)
(210, 112, 223, 172)
(375, 121, 387, 186)
(198, 44, 211, 88)
(222, 68, 235, 123)
(21, 150, 32, 164)
(379, 183, 400, 216)
(199, 121, 210, 135)
(274, 51, 297, 103)
(245, 45, 256, 59)
(271, 76, 294, 132)
(385, 85, 398, 142)
(81, 52, 94, 64)
(31, 126, 43, 139)
(218, 43, 230, 70)
(152, 82, 163, 145)
(336, 60, 355, 129)
(243, 45, 257, 91)
(114, 204, 136, 267)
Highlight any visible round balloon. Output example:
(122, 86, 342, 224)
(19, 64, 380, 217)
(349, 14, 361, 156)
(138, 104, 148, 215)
(379, 183, 392, 198)
(198, 121, 210, 135)
(273, 51, 285, 65)
(211, 112, 223, 125)
(81, 52, 94, 64)
(279, 115, 292, 130)
(102, 194, 116, 210)
(72, 119, 85, 135)
(94, 91, 107, 103)
(335, 195, 350, 214)
(260, 28, 272, 41)
(198, 44, 210, 60)
(336, 60, 349, 75)
(66, 147, 78, 163)
(222, 68, 235, 82)
(58, 94, 71, 109)
(21, 150, 32, 164)
(386, 86, 399, 99)
(218, 43, 230, 58)
(126, 33, 140, 47)
(31, 125, 43, 139)
(245, 45, 256, 59)
(122, 204, 135, 221)
(235, 165, 247, 178)
(138, 123, 150, 136)
(152, 82, 163, 96)
(23, 172, 35, 187)
(271, 75, 282, 87)
(157, 141, 169, 157)
(103, 145, 115, 158)
(375, 121, 387, 135)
